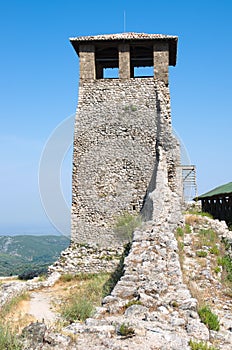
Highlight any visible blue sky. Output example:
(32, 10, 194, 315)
(0, 0, 232, 235)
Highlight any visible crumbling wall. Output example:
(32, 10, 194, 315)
(71, 77, 182, 248)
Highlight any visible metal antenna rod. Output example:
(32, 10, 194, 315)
(124, 10, 126, 32)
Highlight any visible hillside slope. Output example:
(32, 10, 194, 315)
(0, 235, 70, 276)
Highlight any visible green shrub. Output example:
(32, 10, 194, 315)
(189, 339, 218, 350)
(178, 241, 184, 251)
(59, 273, 74, 282)
(0, 323, 22, 350)
(18, 267, 48, 280)
(200, 212, 213, 218)
(114, 213, 141, 242)
(60, 272, 102, 283)
(198, 306, 220, 331)
(130, 105, 137, 112)
(185, 224, 192, 233)
(186, 211, 213, 219)
(176, 227, 184, 237)
(117, 323, 135, 337)
(125, 300, 142, 308)
(209, 245, 220, 255)
(198, 229, 217, 247)
(170, 300, 179, 308)
(196, 251, 207, 258)
(217, 255, 232, 282)
(60, 273, 109, 323)
(61, 296, 94, 322)
(214, 266, 221, 274)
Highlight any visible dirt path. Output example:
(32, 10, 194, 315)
(28, 291, 57, 324)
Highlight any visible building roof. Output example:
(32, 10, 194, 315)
(70, 32, 177, 41)
(197, 182, 232, 199)
(70, 32, 178, 66)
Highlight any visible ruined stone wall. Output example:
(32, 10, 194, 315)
(71, 78, 182, 247)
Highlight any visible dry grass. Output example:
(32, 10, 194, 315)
(0, 273, 111, 334)
(185, 214, 204, 226)
(58, 273, 110, 323)
(1, 293, 34, 333)
(188, 281, 206, 308)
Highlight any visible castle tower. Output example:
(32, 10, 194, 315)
(70, 32, 181, 249)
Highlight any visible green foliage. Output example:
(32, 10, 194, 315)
(130, 105, 137, 112)
(60, 272, 103, 283)
(124, 299, 142, 308)
(209, 245, 220, 255)
(197, 229, 217, 248)
(217, 255, 232, 282)
(196, 251, 207, 258)
(186, 211, 213, 219)
(0, 235, 69, 276)
(61, 296, 94, 323)
(114, 213, 141, 242)
(18, 267, 48, 280)
(189, 339, 219, 350)
(61, 273, 109, 323)
(59, 273, 75, 282)
(185, 224, 192, 233)
(199, 212, 213, 218)
(170, 300, 179, 308)
(0, 323, 22, 350)
(117, 323, 135, 337)
(176, 227, 184, 237)
(198, 306, 220, 331)
(214, 266, 221, 274)
(124, 105, 137, 112)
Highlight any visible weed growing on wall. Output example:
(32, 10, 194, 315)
(196, 251, 208, 258)
(114, 212, 142, 242)
(189, 339, 219, 350)
(117, 323, 135, 337)
(198, 305, 220, 331)
(218, 255, 232, 282)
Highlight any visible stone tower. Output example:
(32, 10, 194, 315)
(70, 32, 182, 249)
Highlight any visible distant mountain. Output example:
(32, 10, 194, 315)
(0, 235, 70, 276)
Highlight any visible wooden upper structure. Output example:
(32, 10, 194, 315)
(197, 182, 232, 226)
(70, 32, 178, 84)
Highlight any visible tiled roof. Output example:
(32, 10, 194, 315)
(70, 32, 178, 66)
(70, 32, 177, 42)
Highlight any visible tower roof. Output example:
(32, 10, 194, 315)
(70, 32, 178, 66)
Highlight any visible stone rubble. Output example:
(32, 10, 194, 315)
(2, 215, 232, 349)
(182, 214, 232, 349)
(2, 171, 232, 349)
(51, 150, 210, 350)
(55, 214, 232, 350)
(0, 272, 61, 309)
(48, 244, 124, 275)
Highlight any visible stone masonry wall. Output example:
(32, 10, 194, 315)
(71, 78, 182, 248)
(62, 150, 211, 350)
